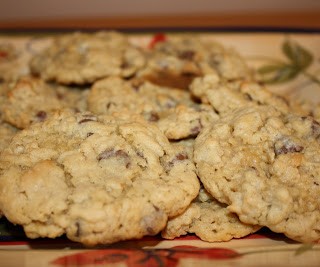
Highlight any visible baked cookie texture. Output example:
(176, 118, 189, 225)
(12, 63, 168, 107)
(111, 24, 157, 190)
(162, 187, 260, 241)
(87, 76, 219, 140)
(0, 110, 199, 245)
(0, 31, 318, 245)
(0, 76, 89, 129)
(138, 35, 251, 89)
(0, 42, 29, 81)
(0, 121, 18, 153)
(190, 74, 290, 115)
(30, 31, 145, 84)
(194, 105, 320, 243)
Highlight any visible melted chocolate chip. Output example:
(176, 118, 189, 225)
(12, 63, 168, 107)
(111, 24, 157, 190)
(143, 71, 199, 90)
(36, 111, 47, 121)
(120, 61, 130, 69)
(274, 138, 304, 156)
(97, 148, 131, 168)
(243, 93, 253, 101)
(56, 92, 64, 100)
(167, 152, 189, 169)
(190, 125, 201, 136)
(86, 132, 94, 137)
(131, 79, 144, 91)
(78, 114, 97, 124)
(190, 119, 203, 137)
(148, 112, 160, 122)
(79, 118, 95, 124)
(175, 153, 189, 161)
(178, 50, 195, 61)
(106, 102, 116, 109)
(311, 119, 320, 138)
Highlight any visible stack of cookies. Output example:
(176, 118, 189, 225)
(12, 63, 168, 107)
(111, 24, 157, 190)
(0, 31, 319, 246)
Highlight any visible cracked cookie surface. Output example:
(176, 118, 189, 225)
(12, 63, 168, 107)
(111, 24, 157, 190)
(0, 42, 29, 82)
(139, 34, 251, 89)
(88, 76, 218, 140)
(0, 110, 199, 245)
(30, 31, 145, 84)
(162, 187, 260, 241)
(194, 105, 320, 243)
(0, 76, 89, 129)
(190, 74, 289, 115)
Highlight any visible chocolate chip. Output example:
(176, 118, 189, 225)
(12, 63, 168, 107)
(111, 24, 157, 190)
(142, 71, 199, 90)
(130, 79, 144, 91)
(97, 148, 116, 161)
(311, 119, 320, 138)
(79, 118, 95, 124)
(243, 93, 253, 101)
(97, 148, 131, 168)
(178, 50, 195, 61)
(175, 153, 189, 161)
(106, 102, 116, 109)
(136, 150, 145, 159)
(120, 61, 129, 69)
(167, 152, 189, 169)
(274, 137, 304, 156)
(36, 111, 47, 121)
(301, 116, 320, 138)
(78, 114, 97, 124)
(191, 126, 201, 135)
(86, 132, 94, 137)
(190, 119, 203, 137)
(148, 112, 160, 122)
(56, 92, 64, 100)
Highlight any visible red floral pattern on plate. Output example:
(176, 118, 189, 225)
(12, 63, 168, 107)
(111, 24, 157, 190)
(51, 246, 240, 267)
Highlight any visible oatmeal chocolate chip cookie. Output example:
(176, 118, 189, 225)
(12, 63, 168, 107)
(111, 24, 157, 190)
(194, 105, 320, 243)
(0, 121, 18, 153)
(169, 138, 195, 161)
(88, 76, 218, 140)
(190, 74, 289, 115)
(0, 42, 29, 82)
(138, 35, 251, 89)
(157, 104, 219, 140)
(88, 76, 194, 116)
(0, 76, 89, 129)
(162, 187, 260, 241)
(30, 31, 145, 84)
(0, 110, 199, 245)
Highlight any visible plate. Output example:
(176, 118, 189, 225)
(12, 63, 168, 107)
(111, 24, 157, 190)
(0, 31, 320, 267)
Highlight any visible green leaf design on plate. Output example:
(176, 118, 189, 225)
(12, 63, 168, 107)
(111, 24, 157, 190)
(256, 38, 319, 86)
(258, 64, 300, 84)
(282, 39, 313, 70)
(295, 243, 315, 256)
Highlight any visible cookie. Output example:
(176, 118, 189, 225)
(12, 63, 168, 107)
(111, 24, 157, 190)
(194, 105, 320, 243)
(0, 110, 199, 245)
(30, 31, 145, 84)
(0, 76, 89, 129)
(157, 104, 219, 140)
(0, 42, 29, 82)
(88, 76, 218, 140)
(162, 187, 260, 241)
(190, 74, 289, 115)
(0, 119, 19, 215)
(0, 121, 18, 153)
(138, 34, 251, 89)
